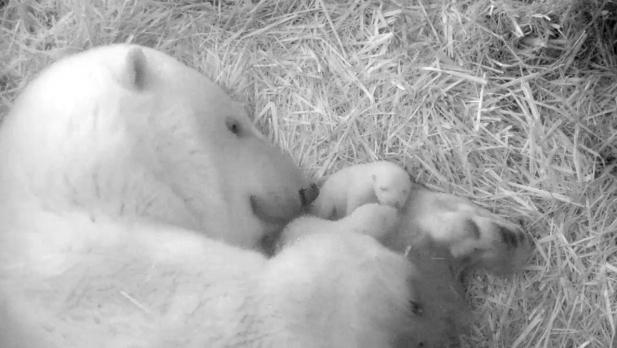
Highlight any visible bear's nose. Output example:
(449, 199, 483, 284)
(299, 183, 319, 207)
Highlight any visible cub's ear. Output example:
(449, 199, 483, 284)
(116, 47, 147, 90)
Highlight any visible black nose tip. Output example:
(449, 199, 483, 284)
(299, 183, 319, 206)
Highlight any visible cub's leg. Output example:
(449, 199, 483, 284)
(309, 180, 376, 220)
(386, 183, 532, 274)
(308, 177, 347, 220)
(344, 186, 379, 217)
(308, 195, 335, 220)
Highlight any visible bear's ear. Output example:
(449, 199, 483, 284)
(118, 47, 147, 90)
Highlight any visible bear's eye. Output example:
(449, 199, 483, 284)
(225, 117, 242, 136)
(410, 300, 423, 316)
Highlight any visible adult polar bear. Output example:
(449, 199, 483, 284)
(0, 45, 528, 347)
(0, 44, 417, 347)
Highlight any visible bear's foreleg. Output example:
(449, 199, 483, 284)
(386, 183, 532, 275)
(260, 229, 421, 347)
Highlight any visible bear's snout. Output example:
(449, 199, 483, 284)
(249, 181, 318, 224)
(299, 183, 319, 207)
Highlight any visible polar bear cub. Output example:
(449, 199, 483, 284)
(310, 161, 412, 220)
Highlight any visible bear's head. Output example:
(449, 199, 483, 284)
(371, 169, 411, 210)
(0, 44, 317, 250)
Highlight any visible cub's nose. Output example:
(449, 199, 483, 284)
(299, 183, 319, 207)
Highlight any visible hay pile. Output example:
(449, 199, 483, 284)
(1, 0, 615, 346)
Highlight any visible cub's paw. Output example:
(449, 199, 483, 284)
(390, 184, 532, 275)
(342, 203, 401, 241)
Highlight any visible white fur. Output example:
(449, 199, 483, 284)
(0, 45, 416, 347)
(310, 161, 412, 220)
(281, 203, 400, 246)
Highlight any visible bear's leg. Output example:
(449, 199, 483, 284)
(276, 200, 467, 347)
(259, 230, 422, 347)
(385, 183, 532, 275)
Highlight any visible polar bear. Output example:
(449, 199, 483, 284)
(310, 161, 412, 220)
(0, 45, 424, 347)
(0, 44, 531, 347)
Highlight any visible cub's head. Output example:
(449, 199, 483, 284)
(0, 44, 317, 250)
(371, 163, 412, 210)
